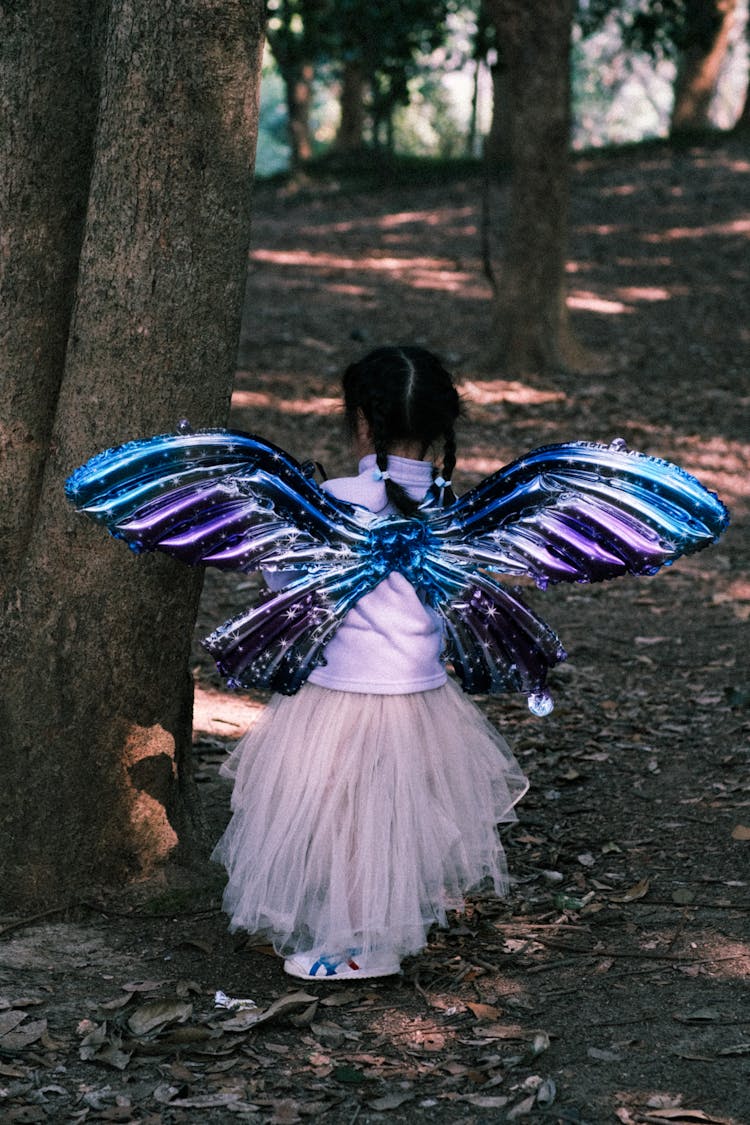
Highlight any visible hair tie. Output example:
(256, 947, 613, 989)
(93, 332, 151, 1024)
(373, 468, 391, 481)
(434, 475, 452, 489)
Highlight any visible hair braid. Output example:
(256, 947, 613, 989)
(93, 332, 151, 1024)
(369, 380, 421, 517)
(440, 424, 458, 507)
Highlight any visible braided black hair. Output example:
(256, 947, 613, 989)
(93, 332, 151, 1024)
(342, 346, 461, 517)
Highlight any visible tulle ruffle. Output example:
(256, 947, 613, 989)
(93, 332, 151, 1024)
(212, 679, 527, 958)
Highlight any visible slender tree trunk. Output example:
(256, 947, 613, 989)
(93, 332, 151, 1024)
(467, 59, 481, 158)
(731, 9, 750, 131)
(284, 61, 315, 166)
(671, 0, 738, 136)
(483, 0, 587, 375)
(0, 0, 266, 907)
(733, 82, 750, 131)
(485, 58, 512, 170)
(335, 60, 367, 152)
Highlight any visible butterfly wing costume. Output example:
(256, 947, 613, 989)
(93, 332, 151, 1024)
(65, 429, 728, 713)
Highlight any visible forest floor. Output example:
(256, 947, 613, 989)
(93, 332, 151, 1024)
(2, 140, 749, 1125)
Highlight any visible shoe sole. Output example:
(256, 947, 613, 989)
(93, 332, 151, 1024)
(283, 958, 401, 981)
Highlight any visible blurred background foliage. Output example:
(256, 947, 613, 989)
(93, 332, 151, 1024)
(255, 0, 749, 178)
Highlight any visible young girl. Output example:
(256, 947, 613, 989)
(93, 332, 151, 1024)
(211, 346, 529, 980)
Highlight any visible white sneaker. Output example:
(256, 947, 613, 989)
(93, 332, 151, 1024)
(283, 950, 401, 981)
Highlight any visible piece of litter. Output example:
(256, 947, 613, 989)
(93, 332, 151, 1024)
(214, 990, 259, 1012)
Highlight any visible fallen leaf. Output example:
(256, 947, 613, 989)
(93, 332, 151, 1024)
(127, 999, 193, 1037)
(175, 979, 203, 997)
(642, 1112, 724, 1123)
(0, 1009, 28, 1037)
(473, 1022, 527, 1040)
(718, 1042, 750, 1056)
(98, 1108, 137, 1122)
(153, 1083, 185, 1105)
(731, 824, 750, 840)
(368, 1092, 415, 1110)
(268, 1101, 302, 1124)
(320, 992, 358, 1007)
(536, 1078, 556, 1106)
(671, 1048, 714, 1061)
(673, 1009, 721, 1023)
(3, 998, 43, 1009)
(310, 1020, 346, 1049)
(461, 1094, 510, 1109)
(98, 993, 133, 1012)
(79, 1023, 131, 1070)
(507, 1092, 537, 1119)
(0, 1018, 48, 1050)
(0, 1061, 30, 1078)
(610, 877, 650, 902)
(178, 937, 212, 953)
(465, 1001, 504, 1022)
(121, 980, 164, 993)
(220, 990, 318, 1031)
(169, 1093, 246, 1109)
(587, 1046, 622, 1061)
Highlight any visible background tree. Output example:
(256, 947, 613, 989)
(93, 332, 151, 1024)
(266, 0, 328, 167)
(0, 0, 266, 905)
(484, 0, 588, 375)
(333, 0, 453, 151)
(577, 0, 741, 137)
(670, 0, 739, 135)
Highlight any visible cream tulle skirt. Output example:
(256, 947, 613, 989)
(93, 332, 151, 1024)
(212, 679, 528, 959)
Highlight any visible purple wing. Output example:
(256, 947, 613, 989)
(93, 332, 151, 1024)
(65, 429, 381, 693)
(419, 441, 728, 711)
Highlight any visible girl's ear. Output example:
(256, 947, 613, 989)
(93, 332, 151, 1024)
(355, 408, 374, 452)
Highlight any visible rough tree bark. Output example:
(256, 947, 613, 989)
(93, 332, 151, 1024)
(671, 0, 738, 136)
(483, 0, 588, 375)
(0, 0, 266, 906)
(0, 2, 104, 587)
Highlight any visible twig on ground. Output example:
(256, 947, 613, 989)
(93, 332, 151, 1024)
(0, 905, 70, 938)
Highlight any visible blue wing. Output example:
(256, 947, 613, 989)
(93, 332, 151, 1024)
(65, 429, 383, 693)
(415, 440, 728, 710)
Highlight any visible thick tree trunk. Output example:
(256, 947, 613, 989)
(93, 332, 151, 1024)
(671, 0, 738, 136)
(335, 60, 367, 152)
(0, 2, 105, 588)
(0, 0, 266, 906)
(484, 0, 587, 375)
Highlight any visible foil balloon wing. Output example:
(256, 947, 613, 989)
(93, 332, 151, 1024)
(65, 429, 385, 694)
(66, 431, 728, 709)
(417, 440, 728, 710)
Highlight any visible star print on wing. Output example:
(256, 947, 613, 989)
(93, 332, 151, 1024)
(66, 429, 728, 708)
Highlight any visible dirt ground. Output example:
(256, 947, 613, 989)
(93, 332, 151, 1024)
(2, 141, 749, 1125)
